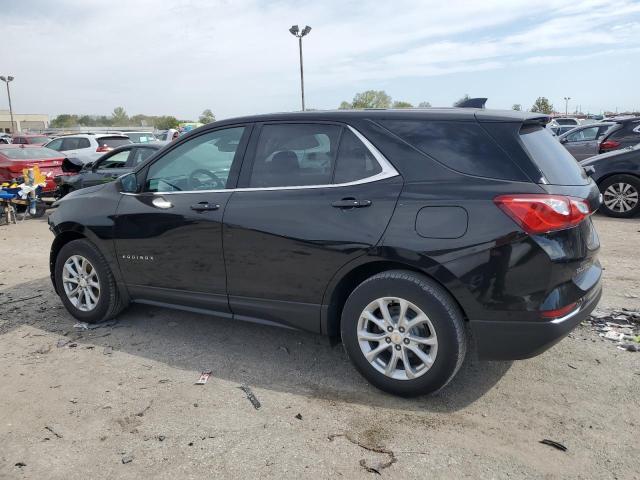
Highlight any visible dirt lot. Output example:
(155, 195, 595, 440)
(0, 214, 638, 479)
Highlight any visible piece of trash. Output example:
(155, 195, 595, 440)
(620, 344, 640, 352)
(74, 322, 89, 330)
(239, 385, 261, 410)
(103, 346, 113, 355)
(44, 426, 63, 439)
(34, 345, 52, 355)
(567, 364, 577, 370)
(56, 339, 70, 348)
(539, 439, 567, 451)
(15, 462, 26, 468)
(295, 413, 303, 420)
(158, 379, 170, 384)
(602, 331, 625, 342)
(121, 454, 134, 464)
(69, 398, 78, 404)
(188, 442, 194, 446)
(195, 371, 212, 385)
(68, 343, 77, 348)
(158, 435, 165, 442)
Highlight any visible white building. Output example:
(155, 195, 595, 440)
(0, 109, 49, 133)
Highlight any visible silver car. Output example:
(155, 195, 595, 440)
(558, 123, 615, 161)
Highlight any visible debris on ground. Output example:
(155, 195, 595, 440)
(74, 322, 89, 330)
(328, 432, 397, 474)
(15, 462, 26, 468)
(44, 425, 63, 439)
(539, 439, 567, 451)
(239, 385, 261, 410)
(121, 454, 134, 464)
(586, 309, 640, 351)
(195, 371, 212, 385)
(103, 346, 113, 355)
(295, 413, 303, 420)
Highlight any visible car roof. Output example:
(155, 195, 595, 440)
(558, 122, 615, 138)
(206, 108, 549, 127)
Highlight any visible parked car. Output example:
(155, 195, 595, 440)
(124, 131, 158, 143)
(54, 143, 162, 198)
(550, 117, 580, 127)
(558, 123, 615, 160)
(580, 144, 640, 218)
(598, 117, 640, 154)
(49, 109, 602, 397)
(12, 134, 51, 146)
(44, 133, 132, 164)
(0, 145, 66, 194)
(0, 134, 11, 144)
(548, 125, 575, 136)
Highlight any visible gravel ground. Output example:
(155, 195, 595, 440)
(0, 214, 638, 479)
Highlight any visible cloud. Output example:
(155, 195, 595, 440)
(3, 0, 639, 118)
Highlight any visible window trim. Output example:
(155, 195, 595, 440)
(123, 125, 399, 196)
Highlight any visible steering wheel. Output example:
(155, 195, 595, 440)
(188, 169, 225, 190)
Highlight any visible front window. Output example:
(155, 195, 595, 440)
(145, 127, 245, 192)
(98, 150, 130, 169)
(566, 127, 599, 142)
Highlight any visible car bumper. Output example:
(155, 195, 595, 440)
(469, 282, 602, 360)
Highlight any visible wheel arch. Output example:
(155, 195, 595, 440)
(321, 256, 470, 340)
(595, 171, 640, 187)
(50, 230, 87, 293)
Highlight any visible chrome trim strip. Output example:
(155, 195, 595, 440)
(121, 125, 399, 196)
(549, 303, 582, 324)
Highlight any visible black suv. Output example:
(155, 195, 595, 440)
(49, 109, 602, 396)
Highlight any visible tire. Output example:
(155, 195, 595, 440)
(341, 270, 467, 397)
(599, 174, 640, 218)
(54, 238, 127, 323)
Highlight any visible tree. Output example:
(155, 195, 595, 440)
(392, 101, 413, 109)
(199, 109, 215, 124)
(512, 104, 522, 111)
(418, 101, 431, 108)
(338, 101, 352, 110)
(154, 116, 179, 130)
(530, 97, 554, 114)
(50, 114, 79, 128)
(350, 90, 392, 109)
(78, 115, 95, 126)
(453, 94, 470, 107)
(111, 106, 129, 125)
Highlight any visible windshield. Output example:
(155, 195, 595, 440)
(0, 147, 62, 159)
(127, 133, 157, 143)
(97, 137, 132, 148)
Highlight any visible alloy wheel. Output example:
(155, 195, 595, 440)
(603, 182, 639, 213)
(357, 297, 438, 380)
(62, 255, 101, 312)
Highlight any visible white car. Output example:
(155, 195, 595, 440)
(44, 133, 132, 164)
(549, 117, 581, 127)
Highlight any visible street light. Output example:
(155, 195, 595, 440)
(289, 24, 312, 111)
(563, 96, 571, 117)
(0, 75, 15, 135)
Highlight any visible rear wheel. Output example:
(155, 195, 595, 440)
(599, 174, 640, 218)
(55, 239, 126, 323)
(341, 270, 467, 397)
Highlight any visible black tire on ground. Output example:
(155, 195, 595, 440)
(599, 174, 640, 218)
(54, 238, 127, 323)
(341, 270, 467, 397)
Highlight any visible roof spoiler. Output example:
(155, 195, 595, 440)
(455, 97, 487, 109)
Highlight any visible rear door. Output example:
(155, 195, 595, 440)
(563, 126, 600, 160)
(114, 125, 250, 313)
(223, 122, 403, 332)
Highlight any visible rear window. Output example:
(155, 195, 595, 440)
(0, 147, 61, 159)
(519, 126, 588, 185)
(127, 133, 157, 143)
(98, 136, 132, 149)
(379, 120, 525, 181)
(554, 119, 578, 126)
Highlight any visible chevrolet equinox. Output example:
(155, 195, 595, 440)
(49, 109, 602, 396)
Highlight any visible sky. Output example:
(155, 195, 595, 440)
(3, 0, 640, 120)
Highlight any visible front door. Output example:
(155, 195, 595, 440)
(565, 126, 600, 161)
(223, 122, 403, 332)
(114, 125, 250, 313)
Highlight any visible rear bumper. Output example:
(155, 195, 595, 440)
(469, 282, 602, 360)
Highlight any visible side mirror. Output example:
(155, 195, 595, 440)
(559, 137, 568, 144)
(119, 172, 139, 193)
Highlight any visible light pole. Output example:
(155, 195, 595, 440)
(563, 96, 571, 117)
(289, 25, 311, 111)
(0, 76, 15, 134)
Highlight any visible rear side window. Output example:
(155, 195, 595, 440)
(566, 126, 599, 142)
(519, 126, 588, 185)
(380, 120, 524, 181)
(131, 147, 157, 166)
(334, 129, 382, 183)
(61, 137, 88, 150)
(98, 137, 132, 149)
(249, 124, 341, 188)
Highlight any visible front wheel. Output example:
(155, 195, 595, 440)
(599, 174, 640, 218)
(54, 239, 127, 323)
(341, 270, 467, 397)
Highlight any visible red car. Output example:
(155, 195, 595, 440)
(0, 145, 66, 194)
(12, 134, 52, 146)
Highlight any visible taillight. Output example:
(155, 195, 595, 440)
(96, 145, 112, 153)
(541, 302, 578, 319)
(494, 194, 591, 234)
(599, 139, 620, 152)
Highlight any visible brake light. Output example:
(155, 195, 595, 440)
(96, 145, 112, 153)
(494, 194, 591, 234)
(541, 302, 578, 319)
(599, 139, 620, 152)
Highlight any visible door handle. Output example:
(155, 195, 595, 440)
(331, 198, 372, 209)
(190, 202, 220, 212)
